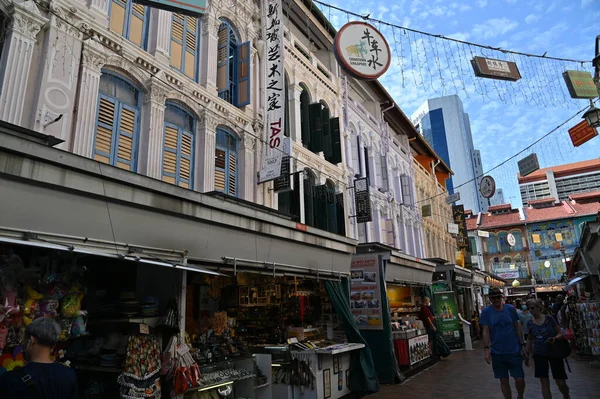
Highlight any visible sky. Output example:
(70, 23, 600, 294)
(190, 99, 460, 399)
(316, 0, 600, 209)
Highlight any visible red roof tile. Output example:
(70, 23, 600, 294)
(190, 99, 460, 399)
(488, 203, 512, 212)
(528, 198, 556, 205)
(478, 209, 524, 229)
(466, 217, 478, 231)
(524, 200, 600, 223)
(568, 190, 600, 201)
(517, 158, 600, 184)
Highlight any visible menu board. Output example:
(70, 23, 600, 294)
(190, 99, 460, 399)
(350, 254, 383, 330)
(433, 292, 463, 349)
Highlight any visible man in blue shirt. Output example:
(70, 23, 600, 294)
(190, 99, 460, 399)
(480, 288, 529, 399)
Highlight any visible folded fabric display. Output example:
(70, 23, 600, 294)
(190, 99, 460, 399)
(117, 334, 162, 398)
(117, 292, 139, 318)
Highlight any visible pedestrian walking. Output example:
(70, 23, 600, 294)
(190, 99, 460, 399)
(0, 317, 79, 398)
(480, 287, 529, 399)
(519, 304, 533, 342)
(420, 296, 437, 356)
(525, 299, 570, 399)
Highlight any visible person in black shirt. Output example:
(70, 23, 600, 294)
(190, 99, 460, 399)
(0, 317, 79, 398)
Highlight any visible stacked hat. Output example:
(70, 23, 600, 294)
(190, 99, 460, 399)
(116, 292, 138, 317)
(140, 297, 159, 317)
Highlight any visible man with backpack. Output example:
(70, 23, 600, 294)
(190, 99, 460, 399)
(0, 317, 79, 398)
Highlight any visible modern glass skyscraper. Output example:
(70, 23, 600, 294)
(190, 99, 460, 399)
(411, 95, 487, 213)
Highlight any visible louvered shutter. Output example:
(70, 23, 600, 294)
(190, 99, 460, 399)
(217, 25, 229, 96)
(179, 130, 193, 188)
(170, 14, 184, 70)
(116, 103, 137, 171)
(375, 155, 382, 189)
(130, 3, 146, 48)
(236, 41, 251, 107)
(322, 107, 332, 161)
(300, 92, 310, 146)
(184, 17, 197, 79)
(109, 0, 126, 36)
(303, 178, 314, 227)
(400, 174, 413, 206)
(314, 185, 328, 231)
(326, 188, 337, 234)
(162, 125, 178, 185)
(290, 172, 301, 222)
(380, 154, 389, 192)
(309, 103, 323, 153)
(330, 118, 342, 164)
(350, 135, 359, 172)
(215, 147, 226, 192)
(335, 193, 345, 236)
(228, 151, 237, 195)
(94, 96, 117, 165)
(385, 219, 395, 246)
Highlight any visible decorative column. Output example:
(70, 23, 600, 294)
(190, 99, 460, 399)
(200, 14, 220, 94)
(367, 152, 376, 187)
(198, 114, 218, 192)
(289, 84, 303, 144)
(72, 41, 105, 158)
(0, 1, 47, 125)
(373, 205, 382, 244)
(240, 132, 256, 202)
(152, 10, 172, 65)
(140, 78, 169, 179)
(358, 140, 366, 178)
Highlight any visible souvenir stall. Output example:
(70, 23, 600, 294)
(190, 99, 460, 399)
(573, 300, 600, 357)
(0, 232, 219, 398)
(180, 261, 365, 399)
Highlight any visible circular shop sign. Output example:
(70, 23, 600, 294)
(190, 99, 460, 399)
(479, 175, 496, 199)
(333, 21, 391, 80)
(507, 233, 516, 247)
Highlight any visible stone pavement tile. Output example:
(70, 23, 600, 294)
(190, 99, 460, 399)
(371, 343, 600, 399)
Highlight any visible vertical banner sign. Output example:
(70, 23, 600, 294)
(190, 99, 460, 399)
(433, 292, 463, 349)
(452, 205, 468, 250)
(350, 254, 383, 330)
(353, 177, 372, 223)
(258, 0, 286, 183)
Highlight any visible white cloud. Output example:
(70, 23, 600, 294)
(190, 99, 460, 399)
(546, 2, 557, 12)
(471, 18, 519, 40)
(581, 0, 594, 7)
(476, 0, 487, 6)
(524, 14, 540, 24)
(447, 32, 470, 41)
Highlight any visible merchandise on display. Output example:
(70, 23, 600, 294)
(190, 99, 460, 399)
(577, 301, 600, 356)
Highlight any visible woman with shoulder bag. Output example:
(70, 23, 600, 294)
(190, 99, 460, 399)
(525, 299, 570, 399)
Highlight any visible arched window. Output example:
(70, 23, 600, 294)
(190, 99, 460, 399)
(511, 231, 523, 251)
(498, 232, 510, 253)
(299, 85, 311, 147)
(303, 169, 316, 227)
(486, 234, 498, 254)
(170, 13, 200, 80)
(109, 0, 148, 48)
(162, 103, 195, 188)
(217, 20, 250, 107)
(94, 72, 141, 171)
(215, 128, 238, 196)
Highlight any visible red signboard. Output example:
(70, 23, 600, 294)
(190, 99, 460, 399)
(568, 120, 598, 147)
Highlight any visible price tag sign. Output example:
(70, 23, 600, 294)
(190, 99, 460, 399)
(177, 344, 190, 356)
(139, 323, 150, 334)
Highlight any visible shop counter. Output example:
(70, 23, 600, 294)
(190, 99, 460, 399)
(393, 330, 430, 366)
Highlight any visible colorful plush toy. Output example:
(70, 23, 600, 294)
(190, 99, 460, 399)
(40, 298, 59, 318)
(61, 286, 84, 318)
(0, 324, 7, 350)
(22, 286, 43, 326)
(0, 347, 25, 376)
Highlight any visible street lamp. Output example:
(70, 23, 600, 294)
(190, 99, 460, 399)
(588, 35, 600, 128)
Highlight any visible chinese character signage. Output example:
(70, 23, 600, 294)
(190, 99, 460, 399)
(133, 0, 205, 17)
(350, 254, 383, 330)
(333, 22, 391, 80)
(479, 175, 496, 199)
(452, 205, 468, 250)
(258, 0, 287, 183)
(568, 120, 598, 147)
(353, 177, 372, 223)
(517, 153, 540, 177)
(563, 70, 600, 99)
(471, 56, 521, 81)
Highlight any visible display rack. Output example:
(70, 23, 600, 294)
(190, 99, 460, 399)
(577, 301, 600, 356)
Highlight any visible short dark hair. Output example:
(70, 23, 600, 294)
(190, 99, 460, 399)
(489, 287, 503, 297)
(25, 318, 61, 347)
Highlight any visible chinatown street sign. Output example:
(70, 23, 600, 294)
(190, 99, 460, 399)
(479, 175, 496, 199)
(518, 153, 540, 177)
(446, 192, 460, 204)
(562, 70, 600, 99)
(568, 120, 598, 147)
(333, 22, 391, 80)
(471, 56, 521, 82)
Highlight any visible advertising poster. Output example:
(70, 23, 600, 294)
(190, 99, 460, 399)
(433, 292, 463, 349)
(350, 254, 383, 330)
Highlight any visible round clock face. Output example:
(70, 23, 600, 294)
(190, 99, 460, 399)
(479, 176, 496, 199)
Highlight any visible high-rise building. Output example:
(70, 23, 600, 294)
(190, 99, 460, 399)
(411, 95, 486, 213)
(490, 188, 505, 206)
(518, 159, 600, 206)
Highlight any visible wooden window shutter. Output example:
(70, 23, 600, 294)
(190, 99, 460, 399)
(322, 107, 332, 161)
(400, 174, 413, 206)
(215, 148, 226, 192)
(308, 103, 323, 153)
(109, 0, 126, 36)
(130, 3, 146, 48)
(330, 117, 342, 164)
(314, 185, 327, 231)
(170, 15, 184, 70)
(385, 218, 395, 246)
(300, 91, 311, 146)
(326, 188, 337, 234)
(335, 193, 345, 236)
(179, 130, 193, 188)
(94, 96, 117, 165)
(375, 154, 382, 188)
(217, 25, 229, 96)
(236, 41, 251, 107)
(303, 177, 314, 227)
(162, 125, 178, 185)
(290, 172, 301, 222)
(116, 104, 137, 171)
(228, 151, 237, 195)
(184, 17, 198, 79)
(380, 154, 389, 192)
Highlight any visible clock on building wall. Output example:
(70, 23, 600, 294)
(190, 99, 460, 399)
(479, 175, 496, 199)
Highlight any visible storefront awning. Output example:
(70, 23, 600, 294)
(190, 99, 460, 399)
(385, 250, 436, 286)
(564, 274, 590, 290)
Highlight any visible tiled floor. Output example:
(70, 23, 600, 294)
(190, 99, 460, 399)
(372, 343, 600, 399)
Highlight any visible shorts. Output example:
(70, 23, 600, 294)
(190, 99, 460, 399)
(491, 353, 525, 379)
(533, 354, 568, 380)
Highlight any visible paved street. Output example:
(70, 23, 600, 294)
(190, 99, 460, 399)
(373, 343, 600, 399)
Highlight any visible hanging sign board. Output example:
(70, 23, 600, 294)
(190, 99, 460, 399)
(354, 177, 372, 223)
(517, 153, 540, 177)
(479, 175, 496, 199)
(333, 22, 391, 80)
(133, 0, 206, 17)
(452, 205, 468, 250)
(350, 254, 383, 330)
(421, 204, 432, 217)
(471, 56, 521, 81)
(568, 120, 598, 147)
(507, 233, 516, 247)
(273, 156, 292, 193)
(446, 192, 460, 204)
(448, 223, 459, 235)
(477, 230, 490, 238)
(258, 0, 287, 183)
(562, 70, 600, 99)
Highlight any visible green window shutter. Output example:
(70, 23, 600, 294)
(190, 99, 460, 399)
(309, 103, 323, 153)
(336, 193, 346, 236)
(300, 91, 310, 146)
(290, 172, 301, 222)
(326, 187, 337, 234)
(236, 41, 251, 107)
(330, 117, 342, 164)
(322, 107, 332, 161)
(303, 177, 315, 227)
(314, 184, 327, 230)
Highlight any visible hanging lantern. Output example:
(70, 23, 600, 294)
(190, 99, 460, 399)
(512, 279, 521, 288)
